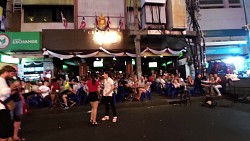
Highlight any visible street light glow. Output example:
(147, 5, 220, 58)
(93, 31, 121, 45)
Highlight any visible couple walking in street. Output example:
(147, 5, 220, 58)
(87, 71, 117, 126)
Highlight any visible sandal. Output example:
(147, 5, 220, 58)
(89, 120, 93, 124)
(112, 117, 118, 123)
(92, 122, 100, 126)
(13, 137, 26, 141)
(101, 116, 109, 121)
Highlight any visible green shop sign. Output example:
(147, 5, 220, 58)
(0, 32, 41, 52)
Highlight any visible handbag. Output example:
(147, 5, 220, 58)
(0, 97, 16, 111)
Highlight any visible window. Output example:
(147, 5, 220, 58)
(199, 0, 242, 9)
(24, 5, 73, 23)
(199, 0, 223, 5)
(228, 0, 240, 4)
(148, 62, 157, 68)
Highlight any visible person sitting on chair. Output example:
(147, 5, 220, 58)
(194, 73, 207, 95)
(50, 78, 60, 108)
(212, 73, 222, 96)
(135, 80, 151, 101)
(186, 75, 194, 86)
(123, 81, 134, 101)
(61, 86, 77, 110)
(37, 81, 51, 107)
(206, 73, 215, 95)
(172, 78, 185, 96)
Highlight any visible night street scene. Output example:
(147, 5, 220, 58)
(1, 0, 250, 141)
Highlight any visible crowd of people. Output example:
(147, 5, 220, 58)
(0, 65, 225, 140)
(152, 70, 223, 97)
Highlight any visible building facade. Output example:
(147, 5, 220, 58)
(199, 0, 249, 75)
(2, 0, 250, 77)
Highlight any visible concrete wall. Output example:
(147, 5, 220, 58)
(21, 23, 74, 32)
(243, 0, 250, 24)
(77, 0, 125, 29)
(199, 8, 246, 30)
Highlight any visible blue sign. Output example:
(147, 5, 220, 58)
(206, 46, 247, 55)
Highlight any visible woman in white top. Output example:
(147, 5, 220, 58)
(101, 71, 117, 123)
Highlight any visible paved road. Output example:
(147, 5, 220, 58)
(20, 96, 250, 141)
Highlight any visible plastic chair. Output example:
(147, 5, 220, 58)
(77, 88, 88, 105)
(117, 86, 125, 102)
(164, 83, 172, 96)
(113, 92, 117, 105)
(140, 89, 152, 101)
(168, 84, 182, 99)
(156, 82, 164, 95)
(192, 82, 205, 96)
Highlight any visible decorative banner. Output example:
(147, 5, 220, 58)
(79, 17, 86, 30)
(107, 16, 111, 30)
(99, 47, 124, 56)
(99, 47, 111, 54)
(47, 50, 74, 59)
(76, 51, 99, 58)
(43, 47, 186, 59)
(118, 14, 123, 31)
(126, 52, 136, 57)
(61, 11, 68, 29)
(148, 48, 168, 54)
(112, 52, 124, 56)
(167, 48, 186, 55)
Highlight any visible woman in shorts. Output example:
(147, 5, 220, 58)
(86, 74, 100, 126)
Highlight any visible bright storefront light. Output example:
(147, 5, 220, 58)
(222, 56, 244, 64)
(222, 56, 245, 71)
(93, 31, 121, 45)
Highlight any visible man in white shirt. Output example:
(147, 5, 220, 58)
(0, 65, 17, 141)
(101, 71, 117, 123)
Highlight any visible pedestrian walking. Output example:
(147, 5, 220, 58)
(8, 79, 26, 141)
(86, 74, 100, 126)
(101, 71, 117, 123)
(0, 65, 17, 141)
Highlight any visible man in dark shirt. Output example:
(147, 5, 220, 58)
(194, 73, 206, 95)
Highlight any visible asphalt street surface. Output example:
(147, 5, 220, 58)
(20, 95, 250, 141)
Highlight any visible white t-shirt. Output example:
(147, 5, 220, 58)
(103, 77, 114, 97)
(38, 85, 50, 98)
(0, 77, 11, 110)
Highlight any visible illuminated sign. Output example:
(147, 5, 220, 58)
(92, 31, 121, 45)
(0, 55, 19, 64)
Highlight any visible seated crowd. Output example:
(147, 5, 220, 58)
(20, 71, 224, 109)
(154, 71, 223, 97)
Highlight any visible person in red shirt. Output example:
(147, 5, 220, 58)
(50, 78, 60, 107)
(86, 74, 100, 126)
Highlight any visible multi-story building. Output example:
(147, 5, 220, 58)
(2, 0, 187, 78)
(199, 0, 249, 75)
(1, 0, 249, 78)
